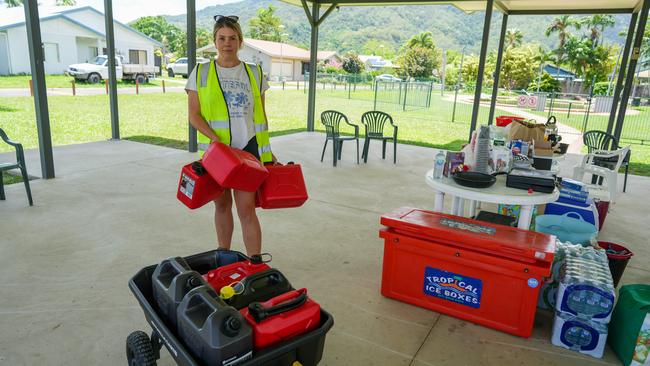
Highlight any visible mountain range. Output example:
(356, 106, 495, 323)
(163, 0, 632, 56)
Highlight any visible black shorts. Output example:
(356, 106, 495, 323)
(242, 137, 260, 161)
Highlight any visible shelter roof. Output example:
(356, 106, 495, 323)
(279, 0, 642, 14)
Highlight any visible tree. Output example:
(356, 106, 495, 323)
(362, 40, 394, 59)
(5, 0, 76, 6)
(129, 16, 185, 56)
(406, 31, 434, 50)
(528, 72, 561, 92)
(545, 15, 581, 76)
(564, 36, 614, 88)
(398, 46, 439, 79)
(581, 15, 615, 47)
(342, 52, 363, 74)
(505, 29, 523, 49)
(248, 5, 282, 42)
(55, 0, 76, 5)
(499, 46, 537, 90)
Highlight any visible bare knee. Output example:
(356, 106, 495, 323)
(214, 190, 233, 213)
(234, 191, 257, 222)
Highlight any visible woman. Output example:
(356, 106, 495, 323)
(185, 15, 276, 257)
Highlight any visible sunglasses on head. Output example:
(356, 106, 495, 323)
(213, 15, 239, 24)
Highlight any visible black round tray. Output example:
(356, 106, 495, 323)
(452, 171, 496, 188)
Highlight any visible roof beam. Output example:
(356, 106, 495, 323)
(508, 8, 635, 15)
(494, 0, 508, 15)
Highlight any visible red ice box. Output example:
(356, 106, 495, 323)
(379, 207, 556, 338)
(202, 142, 269, 192)
(203, 259, 271, 294)
(177, 161, 224, 209)
(256, 163, 308, 209)
(240, 288, 321, 350)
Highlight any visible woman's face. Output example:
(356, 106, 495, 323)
(215, 27, 241, 58)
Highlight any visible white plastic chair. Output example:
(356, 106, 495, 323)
(572, 146, 630, 203)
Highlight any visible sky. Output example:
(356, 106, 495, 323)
(9, 0, 242, 22)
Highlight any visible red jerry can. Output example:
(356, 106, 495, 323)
(177, 161, 224, 209)
(256, 163, 308, 209)
(202, 142, 269, 192)
(204, 259, 271, 294)
(240, 288, 321, 350)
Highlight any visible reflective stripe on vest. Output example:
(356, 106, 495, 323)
(196, 61, 272, 163)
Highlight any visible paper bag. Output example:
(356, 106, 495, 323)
(508, 119, 546, 144)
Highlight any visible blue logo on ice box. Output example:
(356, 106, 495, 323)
(423, 267, 482, 308)
(528, 278, 539, 288)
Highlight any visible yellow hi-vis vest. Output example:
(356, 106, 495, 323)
(196, 60, 272, 163)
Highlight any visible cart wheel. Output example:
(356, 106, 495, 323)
(126, 331, 157, 366)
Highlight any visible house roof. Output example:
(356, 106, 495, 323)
(543, 64, 576, 79)
(0, 6, 162, 46)
(198, 38, 336, 61)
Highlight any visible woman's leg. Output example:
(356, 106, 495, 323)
(233, 190, 262, 256)
(214, 189, 234, 249)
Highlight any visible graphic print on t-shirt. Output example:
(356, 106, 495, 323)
(218, 66, 255, 148)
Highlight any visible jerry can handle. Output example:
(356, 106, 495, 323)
(248, 289, 307, 323)
(246, 269, 287, 293)
(191, 161, 206, 176)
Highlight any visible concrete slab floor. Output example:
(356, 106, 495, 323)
(0, 132, 648, 366)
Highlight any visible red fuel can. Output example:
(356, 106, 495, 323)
(204, 259, 271, 293)
(240, 288, 321, 350)
(177, 161, 224, 209)
(379, 207, 556, 338)
(256, 163, 308, 209)
(202, 142, 269, 192)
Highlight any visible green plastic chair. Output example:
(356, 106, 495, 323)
(361, 111, 398, 164)
(320, 110, 359, 167)
(0, 128, 33, 206)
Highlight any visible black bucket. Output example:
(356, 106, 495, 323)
(598, 241, 634, 288)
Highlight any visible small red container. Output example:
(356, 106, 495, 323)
(240, 288, 321, 350)
(496, 115, 525, 127)
(380, 207, 556, 338)
(256, 163, 308, 209)
(203, 260, 271, 293)
(595, 200, 610, 230)
(202, 142, 269, 192)
(177, 161, 224, 209)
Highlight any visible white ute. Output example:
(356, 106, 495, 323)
(67, 55, 158, 84)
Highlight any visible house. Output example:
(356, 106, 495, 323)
(358, 55, 398, 71)
(197, 38, 338, 81)
(543, 64, 577, 81)
(0, 6, 162, 75)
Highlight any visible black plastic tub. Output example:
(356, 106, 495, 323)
(127, 249, 334, 366)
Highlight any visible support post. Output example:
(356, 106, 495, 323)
(469, 0, 494, 141)
(187, 0, 198, 152)
(614, 1, 649, 142)
(24, 0, 54, 178)
(607, 12, 638, 135)
(488, 12, 508, 126)
(104, 0, 119, 140)
(306, 2, 320, 131)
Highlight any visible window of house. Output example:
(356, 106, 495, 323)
(89, 46, 98, 58)
(302, 61, 309, 75)
(129, 49, 147, 65)
(43, 43, 60, 63)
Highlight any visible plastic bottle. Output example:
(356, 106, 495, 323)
(433, 151, 445, 179)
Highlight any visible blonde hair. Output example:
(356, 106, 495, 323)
(213, 21, 243, 45)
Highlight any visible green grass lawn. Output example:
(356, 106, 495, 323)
(0, 74, 165, 89)
(1, 88, 650, 178)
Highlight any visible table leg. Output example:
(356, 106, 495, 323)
(468, 200, 477, 218)
(518, 205, 534, 230)
(451, 196, 461, 216)
(458, 199, 466, 217)
(433, 191, 445, 212)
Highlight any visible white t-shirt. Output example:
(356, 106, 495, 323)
(186, 62, 269, 149)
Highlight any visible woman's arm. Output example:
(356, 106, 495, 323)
(188, 90, 220, 142)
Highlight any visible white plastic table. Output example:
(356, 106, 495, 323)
(425, 169, 559, 230)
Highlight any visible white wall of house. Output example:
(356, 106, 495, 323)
(239, 45, 272, 78)
(0, 32, 9, 75)
(0, 8, 158, 75)
(65, 10, 155, 66)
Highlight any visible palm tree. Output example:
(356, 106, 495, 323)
(582, 15, 615, 46)
(505, 29, 523, 49)
(407, 31, 434, 49)
(545, 15, 581, 77)
(533, 46, 554, 92)
(4, 0, 76, 7)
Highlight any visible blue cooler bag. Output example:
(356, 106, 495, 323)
(544, 197, 599, 230)
(535, 213, 598, 245)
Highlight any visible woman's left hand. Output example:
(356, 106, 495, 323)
(271, 153, 279, 165)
